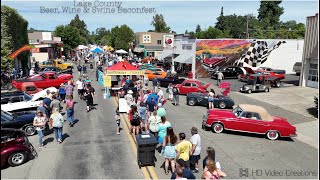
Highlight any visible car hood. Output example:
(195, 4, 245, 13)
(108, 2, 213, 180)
(204, 83, 210, 89)
(209, 109, 235, 118)
(32, 87, 57, 101)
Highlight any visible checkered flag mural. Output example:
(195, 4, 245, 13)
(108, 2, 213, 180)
(236, 40, 286, 67)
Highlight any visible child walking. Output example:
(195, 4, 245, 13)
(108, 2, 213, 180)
(115, 110, 121, 135)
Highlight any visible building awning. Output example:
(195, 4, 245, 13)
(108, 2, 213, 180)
(158, 50, 173, 60)
(173, 52, 193, 64)
(133, 47, 145, 53)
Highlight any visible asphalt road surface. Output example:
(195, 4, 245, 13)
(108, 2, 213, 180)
(1, 69, 317, 179)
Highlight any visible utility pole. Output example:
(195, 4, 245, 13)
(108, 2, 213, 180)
(246, 15, 249, 39)
(246, 13, 254, 39)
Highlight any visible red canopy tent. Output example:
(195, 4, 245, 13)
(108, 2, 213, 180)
(106, 60, 139, 71)
(105, 61, 144, 76)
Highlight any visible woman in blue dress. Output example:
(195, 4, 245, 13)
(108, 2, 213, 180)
(161, 127, 177, 175)
(157, 116, 172, 144)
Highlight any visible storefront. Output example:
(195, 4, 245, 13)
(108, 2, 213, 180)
(300, 13, 318, 89)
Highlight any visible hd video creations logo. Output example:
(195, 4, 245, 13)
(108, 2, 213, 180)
(40, 0, 156, 14)
(239, 168, 318, 178)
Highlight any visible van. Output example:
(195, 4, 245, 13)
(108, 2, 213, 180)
(293, 62, 302, 76)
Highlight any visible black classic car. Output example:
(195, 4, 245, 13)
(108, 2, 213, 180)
(158, 74, 185, 87)
(211, 66, 245, 79)
(40, 66, 72, 75)
(186, 92, 235, 109)
(1, 110, 37, 136)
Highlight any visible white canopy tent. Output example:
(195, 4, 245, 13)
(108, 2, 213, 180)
(115, 49, 128, 54)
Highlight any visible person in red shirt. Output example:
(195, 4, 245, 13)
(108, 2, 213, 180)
(129, 105, 133, 134)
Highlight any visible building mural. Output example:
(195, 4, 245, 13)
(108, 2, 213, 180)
(195, 39, 287, 75)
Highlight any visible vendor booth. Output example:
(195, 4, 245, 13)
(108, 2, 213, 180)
(105, 61, 145, 112)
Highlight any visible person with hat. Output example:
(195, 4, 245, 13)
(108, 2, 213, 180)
(171, 159, 196, 179)
(125, 90, 134, 113)
(33, 110, 48, 148)
(190, 127, 201, 173)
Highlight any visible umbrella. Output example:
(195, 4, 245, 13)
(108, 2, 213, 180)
(115, 49, 128, 54)
(91, 46, 103, 53)
(157, 107, 166, 117)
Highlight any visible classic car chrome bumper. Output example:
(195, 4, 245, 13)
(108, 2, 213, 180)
(290, 134, 298, 137)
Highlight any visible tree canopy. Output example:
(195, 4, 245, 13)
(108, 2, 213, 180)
(151, 14, 171, 33)
(1, 5, 29, 70)
(53, 25, 81, 52)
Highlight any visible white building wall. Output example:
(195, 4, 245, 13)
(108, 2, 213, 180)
(260, 39, 304, 74)
(31, 53, 49, 63)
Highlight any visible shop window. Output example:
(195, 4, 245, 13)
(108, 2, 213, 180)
(308, 63, 318, 82)
(157, 40, 162, 45)
(39, 48, 48, 52)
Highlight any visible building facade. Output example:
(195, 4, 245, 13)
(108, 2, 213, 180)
(28, 32, 63, 63)
(300, 13, 319, 88)
(134, 32, 174, 58)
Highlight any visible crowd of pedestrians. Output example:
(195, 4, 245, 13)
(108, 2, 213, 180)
(114, 71, 227, 179)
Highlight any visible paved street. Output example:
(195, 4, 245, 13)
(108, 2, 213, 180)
(1, 69, 318, 179)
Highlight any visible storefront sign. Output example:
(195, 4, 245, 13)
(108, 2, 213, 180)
(163, 35, 174, 48)
(103, 76, 112, 87)
(106, 70, 145, 75)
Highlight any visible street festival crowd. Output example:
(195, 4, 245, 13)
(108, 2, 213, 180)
(31, 49, 227, 180)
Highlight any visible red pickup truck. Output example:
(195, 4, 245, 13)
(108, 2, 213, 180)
(239, 67, 285, 87)
(12, 72, 73, 90)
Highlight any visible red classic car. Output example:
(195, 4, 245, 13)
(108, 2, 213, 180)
(238, 67, 285, 87)
(176, 79, 210, 95)
(12, 72, 73, 90)
(202, 104, 297, 140)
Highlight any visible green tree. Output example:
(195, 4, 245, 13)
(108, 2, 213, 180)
(69, 14, 90, 44)
(185, 30, 189, 34)
(151, 14, 171, 33)
(195, 24, 202, 33)
(110, 25, 134, 50)
(215, 7, 226, 32)
(54, 25, 81, 53)
(1, 5, 29, 70)
(257, 1, 284, 29)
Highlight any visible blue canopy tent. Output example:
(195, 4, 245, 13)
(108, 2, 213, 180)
(91, 46, 103, 53)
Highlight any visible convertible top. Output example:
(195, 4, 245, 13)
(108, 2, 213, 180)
(239, 104, 274, 121)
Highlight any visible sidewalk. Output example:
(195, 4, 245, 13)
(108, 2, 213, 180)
(236, 86, 318, 149)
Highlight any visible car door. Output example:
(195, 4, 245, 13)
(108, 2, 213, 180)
(180, 82, 192, 94)
(191, 83, 200, 93)
(240, 112, 268, 134)
(224, 67, 233, 77)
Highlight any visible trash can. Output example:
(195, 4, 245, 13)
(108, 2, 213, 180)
(136, 133, 157, 168)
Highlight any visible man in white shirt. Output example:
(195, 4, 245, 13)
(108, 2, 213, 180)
(190, 127, 201, 173)
(217, 71, 224, 86)
(76, 78, 84, 99)
(157, 87, 164, 104)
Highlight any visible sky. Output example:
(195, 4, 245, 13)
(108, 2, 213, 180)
(2, 0, 319, 33)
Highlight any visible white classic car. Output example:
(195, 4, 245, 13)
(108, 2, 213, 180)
(1, 87, 57, 112)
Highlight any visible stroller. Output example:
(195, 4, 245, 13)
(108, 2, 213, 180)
(218, 82, 231, 97)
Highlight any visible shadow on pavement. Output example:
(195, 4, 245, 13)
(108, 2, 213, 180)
(62, 133, 70, 141)
(43, 137, 54, 145)
(222, 130, 295, 142)
(307, 107, 318, 118)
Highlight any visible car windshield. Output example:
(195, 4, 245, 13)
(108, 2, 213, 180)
(24, 93, 32, 101)
(233, 106, 243, 117)
(1, 111, 13, 121)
